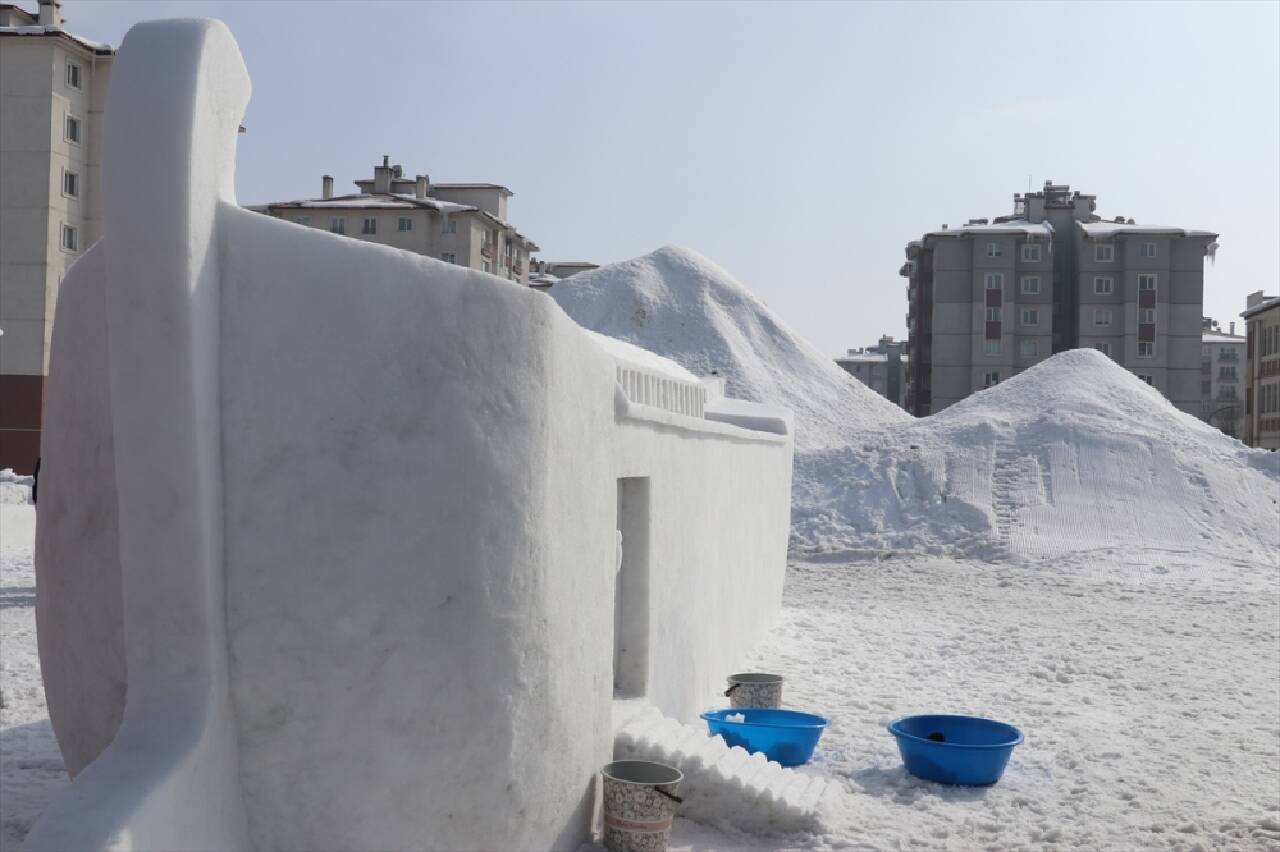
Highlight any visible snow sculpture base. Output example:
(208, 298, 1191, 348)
(30, 18, 793, 852)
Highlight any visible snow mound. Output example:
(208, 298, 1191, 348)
(794, 350, 1280, 562)
(551, 246, 908, 449)
(1, 469, 33, 505)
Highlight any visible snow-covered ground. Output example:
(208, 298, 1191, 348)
(5, 247, 1279, 849)
(5, 476, 1278, 850)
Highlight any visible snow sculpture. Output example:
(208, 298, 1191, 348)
(29, 19, 792, 852)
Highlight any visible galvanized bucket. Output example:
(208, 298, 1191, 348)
(601, 760, 683, 852)
(724, 672, 783, 709)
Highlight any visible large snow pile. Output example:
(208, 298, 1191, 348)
(550, 246, 909, 449)
(793, 349, 1280, 562)
(550, 248, 1277, 564)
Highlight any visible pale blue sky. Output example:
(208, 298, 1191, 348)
(66, 1, 1279, 355)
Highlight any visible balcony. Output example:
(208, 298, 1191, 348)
(480, 245, 493, 259)
(513, 261, 523, 275)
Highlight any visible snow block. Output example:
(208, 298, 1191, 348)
(29, 18, 793, 852)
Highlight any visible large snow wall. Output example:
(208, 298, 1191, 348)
(28, 19, 792, 852)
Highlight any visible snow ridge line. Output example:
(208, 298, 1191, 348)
(613, 706, 838, 837)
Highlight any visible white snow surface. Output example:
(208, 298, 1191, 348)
(793, 349, 1280, 563)
(550, 246, 909, 450)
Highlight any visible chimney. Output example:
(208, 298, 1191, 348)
(415, 175, 428, 199)
(1230, 322, 1236, 335)
(374, 155, 393, 194)
(38, 0, 62, 27)
(322, 175, 333, 199)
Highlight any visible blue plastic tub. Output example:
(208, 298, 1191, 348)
(701, 708, 829, 767)
(887, 714, 1023, 786)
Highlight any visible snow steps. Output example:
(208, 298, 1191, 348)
(613, 705, 838, 836)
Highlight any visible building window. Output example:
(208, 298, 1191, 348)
(398, 217, 412, 232)
(483, 260, 492, 273)
(442, 219, 457, 235)
(1094, 308, 1113, 326)
(1095, 342, 1111, 356)
(65, 114, 81, 144)
(294, 216, 310, 226)
(983, 370, 1001, 387)
(66, 61, 82, 90)
(362, 217, 377, 235)
(1138, 341, 1154, 358)
(62, 169, 79, 198)
(329, 217, 345, 234)
(984, 339, 1001, 355)
(1021, 276, 1040, 295)
(61, 223, 78, 252)
(1138, 273, 1158, 291)
(1094, 276, 1113, 295)
(441, 252, 457, 263)
(1138, 374, 1154, 385)
(1021, 244, 1041, 262)
(1139, 242, 1157, 258)
(986, 242, 1002, 258)
(1020, 339, 1038, 357)
(1021, 308, 1039, 326)
(986, 307, 1002, 322)
(1138, 308, 1155, 324)
(984, 273, 1003, 290)
(1094, 243, 1114, 262)
(1219, 366, 1237, 380)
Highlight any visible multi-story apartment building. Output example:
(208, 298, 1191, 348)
(530, 259, 599, 280)
(901, 181, 1219, 417)
(259, 156, 539, 285)
(1200, 320, 1246, 438)
(1241, 290, 1280, 450)
(0, 0, 113, 473)
(835, 335, 907, 408)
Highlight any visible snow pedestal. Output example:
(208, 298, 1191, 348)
(29, 18, 793, 852)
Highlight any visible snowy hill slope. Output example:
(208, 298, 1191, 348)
(793, 350, 1280, 562)
(550, 246, 908, 449)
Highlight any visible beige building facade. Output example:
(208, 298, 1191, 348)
(0, 0, 113, 472)
(1241, 290, 1280, 450)
(259, 156, 539, 285)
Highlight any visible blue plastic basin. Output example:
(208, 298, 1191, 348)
(701, 708, 829, 767)
(888, 714, 1023, 786)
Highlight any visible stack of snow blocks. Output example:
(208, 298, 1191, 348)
(28, 19, 793, 852)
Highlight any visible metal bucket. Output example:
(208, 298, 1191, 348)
(601, 760, 683, 852)
(723, 672, 783, 709)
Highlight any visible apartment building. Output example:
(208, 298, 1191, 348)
(1241, 290, 1280, 450)
(901, 181, 1219, 417)
(835, 335, 907, 408)
(0, 0, 113, 473)
(1200, 320, 1246, 438)
(259, 156, 539, 284)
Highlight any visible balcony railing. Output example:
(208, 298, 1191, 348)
(480, 245, 493, 259)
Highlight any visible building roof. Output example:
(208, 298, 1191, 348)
(269, 193, 473, 214)
(0, 23, 114, 55)
(1241, 295, 1280, 320)
(1202, 332, 1246, 344)
(835, 352, 909, 364)
(1078, 222, 1218, 240)
(925, 219, 1053, 238)
(262, 193, 540, 250)
(431, 183, 514, 196)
